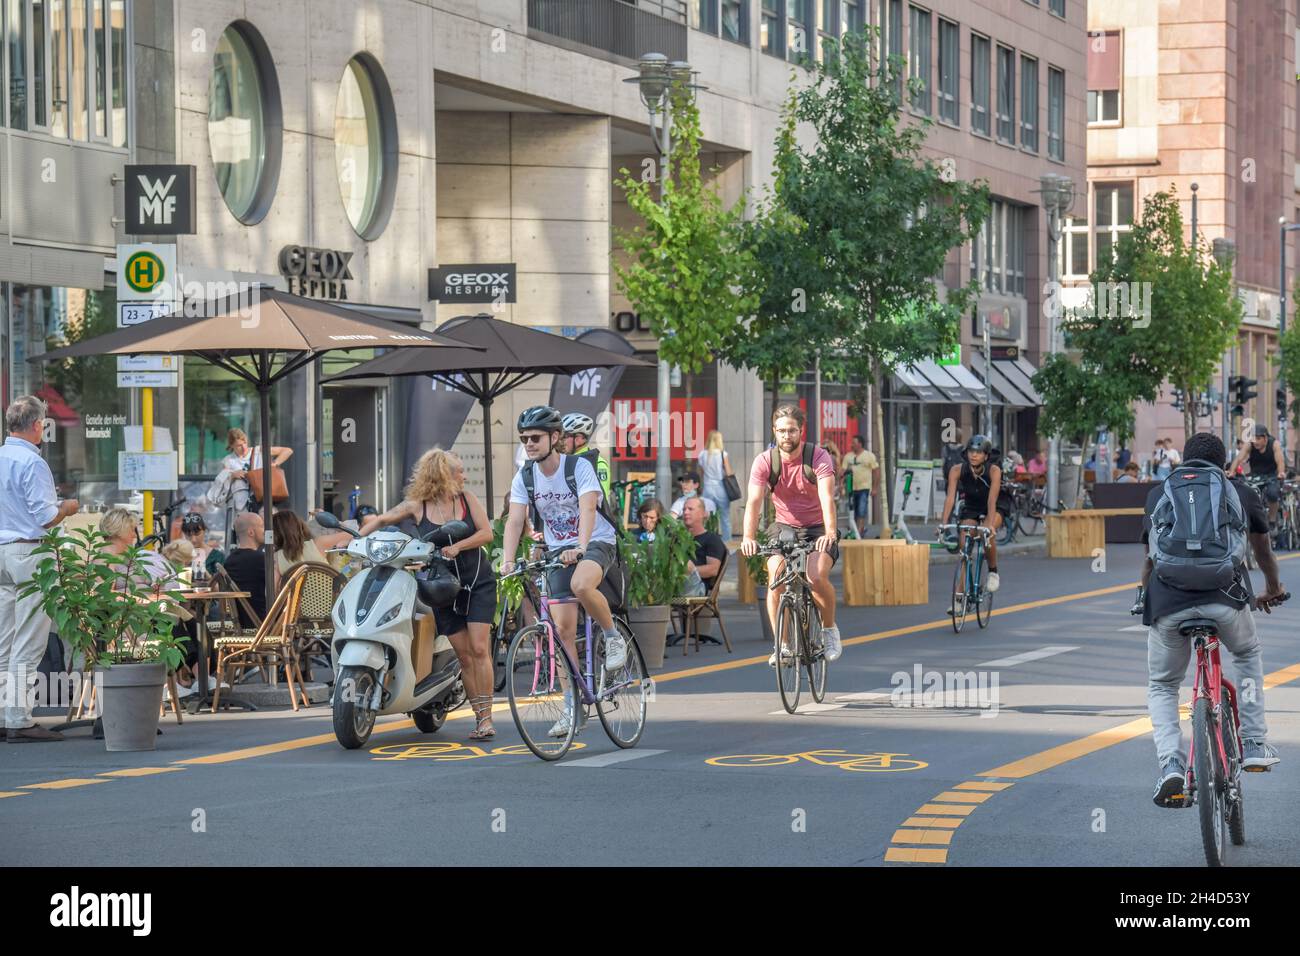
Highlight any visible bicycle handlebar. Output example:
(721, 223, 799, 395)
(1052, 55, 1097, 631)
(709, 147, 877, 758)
(936, 523, 995, 538)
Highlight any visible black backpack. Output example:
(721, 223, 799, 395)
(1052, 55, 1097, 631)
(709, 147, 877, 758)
(766, 443, 819, 493)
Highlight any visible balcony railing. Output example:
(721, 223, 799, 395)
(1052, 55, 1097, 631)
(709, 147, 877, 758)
(527, 0, 688, 64)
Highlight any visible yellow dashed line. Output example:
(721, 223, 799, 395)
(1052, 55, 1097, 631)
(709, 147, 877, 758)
(0, 791, 31, 798)
(931, 790, 992, 804)
(953, 781, 1013, 791)
(20, 778, 111, 790)
(912, 802, 976, 817)
(884, 847, 948, 863)
(98, 767, 186, 778)
(891, 828, 954, 845)
(901, 816, 963, 828)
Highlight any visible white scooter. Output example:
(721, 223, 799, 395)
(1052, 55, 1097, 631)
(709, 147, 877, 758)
(315, 511, 470, 749)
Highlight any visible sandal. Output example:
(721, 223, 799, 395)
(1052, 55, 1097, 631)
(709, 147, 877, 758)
(467, 694, 496, 740)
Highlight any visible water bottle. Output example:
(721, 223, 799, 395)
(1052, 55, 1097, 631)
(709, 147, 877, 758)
(191, 554, 205, 590)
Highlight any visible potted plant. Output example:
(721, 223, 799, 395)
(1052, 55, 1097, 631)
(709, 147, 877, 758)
(743, 526, 776, 647)
(21, 527, 187, 752)
(619, 513, 695, 669)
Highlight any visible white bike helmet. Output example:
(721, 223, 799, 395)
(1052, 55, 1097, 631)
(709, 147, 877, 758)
(562, 413, 595, 438)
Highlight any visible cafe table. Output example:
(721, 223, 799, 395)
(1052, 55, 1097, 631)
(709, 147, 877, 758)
(176, 588, 258, 715)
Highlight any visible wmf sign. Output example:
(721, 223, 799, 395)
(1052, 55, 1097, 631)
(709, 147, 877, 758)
(125, 165, 197, 235)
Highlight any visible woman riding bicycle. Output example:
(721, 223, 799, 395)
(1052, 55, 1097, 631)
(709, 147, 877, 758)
(938, 435, 1011, 593)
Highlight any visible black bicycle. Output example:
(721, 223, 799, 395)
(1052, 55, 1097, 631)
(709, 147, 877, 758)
(137, 496, 187, 550)
(758, 535, 830, 714)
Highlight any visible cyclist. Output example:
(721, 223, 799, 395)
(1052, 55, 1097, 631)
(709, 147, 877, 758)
(1229, 424, 1286, 527)
(937, 435, 1011, 594)
(501, 406, 625, 734)
(1138, 433, 1284, 808)
(562, 412, 612, 503)
(741, 403, 842, 665)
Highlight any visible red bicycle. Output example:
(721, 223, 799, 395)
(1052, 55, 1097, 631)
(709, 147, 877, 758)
(1178, 591, 1288, 866)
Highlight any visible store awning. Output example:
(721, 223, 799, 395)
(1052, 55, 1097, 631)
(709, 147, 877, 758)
(970, 353, 1035, 407)
(914, 358, 978, 403)
(998, 356, 1043, 405)
(893, 364, 948, 403)
(943, 361, 997, 406)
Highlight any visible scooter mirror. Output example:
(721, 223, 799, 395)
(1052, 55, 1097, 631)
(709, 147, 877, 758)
(314, 511, 341, 529)
(425, 519, 471, 547)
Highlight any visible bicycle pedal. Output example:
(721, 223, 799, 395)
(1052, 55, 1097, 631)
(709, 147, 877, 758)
(1243, 764, 1272, 773)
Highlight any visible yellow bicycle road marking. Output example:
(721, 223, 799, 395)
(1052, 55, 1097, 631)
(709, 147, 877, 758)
(706, 749, 928, 772)
(369, 741, 588, 761)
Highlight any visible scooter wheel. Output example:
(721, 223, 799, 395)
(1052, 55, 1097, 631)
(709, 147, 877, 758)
(411, 707, 445, 734)
(333, 665, 378, 749)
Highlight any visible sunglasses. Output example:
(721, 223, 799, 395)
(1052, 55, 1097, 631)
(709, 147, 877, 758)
(519, 434, 548, 445)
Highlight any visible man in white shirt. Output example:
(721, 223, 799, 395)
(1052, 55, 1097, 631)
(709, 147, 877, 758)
(0, 396, 79, 742)
(670, 472, 716, 518)
(502, 406, 626, 734)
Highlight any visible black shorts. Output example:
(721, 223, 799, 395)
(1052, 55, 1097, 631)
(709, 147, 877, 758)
(547, 540, 621, 601)
(432, 580, 497, 636)
(1255, 476, 1281, 503)
(957, 499, 1012, 523)
(773, 522, 839, 565)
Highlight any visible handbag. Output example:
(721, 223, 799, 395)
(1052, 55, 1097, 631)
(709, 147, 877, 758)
(247, 465, 290, 504)
(721, 451, 743, 502)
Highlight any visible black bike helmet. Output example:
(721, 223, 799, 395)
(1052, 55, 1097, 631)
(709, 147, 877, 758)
(181, 513, 207, 533)
(966, 434, 993, 455)
(416, 563, 461, 609)
(356, 505, 379, 520)
(518, 405, 563, 434)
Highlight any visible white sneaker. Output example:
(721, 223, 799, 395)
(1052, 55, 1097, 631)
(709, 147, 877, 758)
(547, 694, 588, 737)
(207, 676, 231, 692)
(768, 645, 796, 667)
(603, 633, 628, 674)
(986, 572, 1000, 593)
(821, 625, 842, 663)
(168, 682, 197, 701)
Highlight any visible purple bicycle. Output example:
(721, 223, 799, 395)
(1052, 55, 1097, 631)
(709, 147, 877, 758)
(501, 554, 650, 761)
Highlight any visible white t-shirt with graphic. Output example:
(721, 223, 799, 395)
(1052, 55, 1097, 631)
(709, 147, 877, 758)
(510, 454, 617, 551)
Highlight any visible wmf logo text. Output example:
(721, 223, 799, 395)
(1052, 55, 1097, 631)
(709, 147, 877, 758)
(124, 164, 196, 235)
(49, 887, 151, 936)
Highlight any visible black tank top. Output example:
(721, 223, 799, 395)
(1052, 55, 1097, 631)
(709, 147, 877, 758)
(957, 461, 1004, 504)
(418, 495, 490, 585)
(1248, 438, 1277, 477)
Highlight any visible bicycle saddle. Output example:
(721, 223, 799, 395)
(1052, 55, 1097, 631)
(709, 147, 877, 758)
(1177, 618, 1219, 636)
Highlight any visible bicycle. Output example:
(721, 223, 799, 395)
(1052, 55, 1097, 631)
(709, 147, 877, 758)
(757, 535, 832, 714)
(1273, 479, 1300, 552)
(938, 523, 995, 633)
(500, 554, 649, 761)
(136, 496, 188, 550)
(1169, 593, 1288, 866)
(998, 480, 1027, 545)
(491, 567, 540, 693)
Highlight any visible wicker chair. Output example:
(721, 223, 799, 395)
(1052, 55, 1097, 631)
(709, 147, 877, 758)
(281, 561, 344, 682)
(669, 549, 733, 656)
(211, 568, 308, 712)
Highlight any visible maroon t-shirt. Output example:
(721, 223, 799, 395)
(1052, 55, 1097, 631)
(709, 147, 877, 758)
(749, 444, 835, 526)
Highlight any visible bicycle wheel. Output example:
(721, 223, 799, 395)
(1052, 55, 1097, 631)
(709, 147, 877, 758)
(595, 618, 648, 748)
(1221, 687, 1245, 846)
(506, 624, 579, 762)
(975, 540, 993, 629)
(1192, 696, 1228, 866)
(950, 554, 969, 633)
(804, 599, 827, 703)
(492, 598, 517, 693)
(775, 595, 802, 713)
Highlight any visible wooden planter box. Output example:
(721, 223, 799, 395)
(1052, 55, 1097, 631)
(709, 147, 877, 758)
(737, 558, 762, 604)
(842, 539, 929, 606)
(1046, 508, 1145, 558)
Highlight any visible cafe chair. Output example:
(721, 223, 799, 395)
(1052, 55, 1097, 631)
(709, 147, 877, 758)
(212, 569, 309, 713)
(282, 561, 344, 683)
(669, 549, 733, 656)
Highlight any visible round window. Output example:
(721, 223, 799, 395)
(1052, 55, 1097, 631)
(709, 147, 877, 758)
(208, 22, 281, 224)
(334, 54, 397, 239)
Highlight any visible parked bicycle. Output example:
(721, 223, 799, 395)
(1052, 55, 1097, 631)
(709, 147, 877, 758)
(1273, 478, 1300, 551)
(500, 554, 649, 761)
(938, 523, 995, 633)
(757, 534, 831, 714)
(136, 496, 188, 550)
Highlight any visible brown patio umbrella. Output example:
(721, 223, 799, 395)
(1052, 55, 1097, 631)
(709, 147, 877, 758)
(322, 314, 651, 516)
(32, 288, 480, 612)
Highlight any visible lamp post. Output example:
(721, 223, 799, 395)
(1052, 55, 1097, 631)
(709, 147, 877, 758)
(1279, 218, 1300, 468)
(1212, 237, 1236, 448)
(625, 54, 704, 502)
(1036, 172, 1076, 513)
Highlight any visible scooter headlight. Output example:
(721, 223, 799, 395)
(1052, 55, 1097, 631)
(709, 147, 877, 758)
(367, 538, 404, 563)
(373, 603, 402, 628)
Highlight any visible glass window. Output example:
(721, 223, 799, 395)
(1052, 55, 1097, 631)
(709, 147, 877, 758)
(937, 18, 958, 124)
(209, 23, 271, 223)
(32, 0, 46, 127)
(721, 0, 747, 42)
(8, 0, 26, 129)
(996, 44, 1014, 143)
(92, 0, 106, 137)
(1049, 0, 1064, 17)
(50, 0, 66, 136)
(689, 0, 717, 33)
(1094, 182, 1134, 267)
(1087, 89, 1120, 123)
(1019, 54, 1037, 151)
(109, 0, 125, 145)
(1047, 65, 1064, 161)
(70, 0, 86, 139)
(335, 55, 395, 239)
(886, 0, 902, 98)
(908, 5, 930, 115)
(843, 0, 864, 34)
(970, 33, 990, 135)
(1087, 29, 1121, 124)
(1062, 214, 1088, 278)
(788, 0, 812, 63)
(761, 0, 782, 55)
(1008, 205, 1024, 295)
(817, 0, 836, 59)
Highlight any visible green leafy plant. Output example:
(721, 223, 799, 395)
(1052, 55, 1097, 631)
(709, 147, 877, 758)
(619, 513, 696, 607)
(742, 525, 773, 589)
(20, 527, 187, 670)
(489, 516, 533, 626)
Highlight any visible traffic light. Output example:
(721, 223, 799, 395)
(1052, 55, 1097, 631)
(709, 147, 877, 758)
(1229, 375, 1258, 407)
(1278, 387, 1289, 415)
(1171, 387, 1185, 412)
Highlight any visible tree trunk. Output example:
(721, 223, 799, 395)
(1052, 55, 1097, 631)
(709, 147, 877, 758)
(874, 360, 892, 538)
(1075, 433, 1091, 508)
(1183, 397, 1195, 446)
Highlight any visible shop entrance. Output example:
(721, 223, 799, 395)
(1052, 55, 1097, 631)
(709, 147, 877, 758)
(323, 385, 388, 518)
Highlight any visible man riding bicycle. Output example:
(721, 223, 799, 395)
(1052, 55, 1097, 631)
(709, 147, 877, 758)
(562, 412, 612, 504)
(1229, 424, 1286, 527)
(741, 403, 842, 665)
(937, 435, 1010, 593)
(1139, 433, 1284, 808)
(501, 406, 626, 733)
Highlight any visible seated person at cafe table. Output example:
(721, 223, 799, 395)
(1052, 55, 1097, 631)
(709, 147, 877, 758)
(181, 513, 224, 574)
(681, 498, 726, 598)
(100, 508, 175, 588)
(221, 511, 267, 626)
(272, 511, 350, 587)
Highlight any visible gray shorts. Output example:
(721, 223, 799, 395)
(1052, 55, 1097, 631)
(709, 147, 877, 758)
(547, 540, 620, 600)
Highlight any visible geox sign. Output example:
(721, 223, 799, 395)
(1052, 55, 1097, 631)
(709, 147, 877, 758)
(279, 245, 354, 299)
(124, 165, 197, 234)
(428, 263, 517, 304)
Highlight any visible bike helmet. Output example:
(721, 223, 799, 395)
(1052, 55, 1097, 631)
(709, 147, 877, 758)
(966, 435, 993, 456)
(517, 405, 563, 434)
(181, 513, 207, 533)
(562, 412, 595, 438)
(417, 562, 461, 609)
(356, 505, 379, 520)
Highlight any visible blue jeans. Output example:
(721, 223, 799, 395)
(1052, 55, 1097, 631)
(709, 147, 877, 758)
(702, 480, 732, 539)
(851, 490, 870, 521)
(1147, 603, 1269, 765)
(682, 569, 707, 598)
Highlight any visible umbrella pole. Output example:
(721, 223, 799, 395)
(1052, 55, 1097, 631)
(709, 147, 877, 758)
(260, 367, 276, 615)
(480, 392, 494, 520)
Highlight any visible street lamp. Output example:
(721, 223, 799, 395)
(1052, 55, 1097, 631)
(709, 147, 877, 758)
(1213, 237, 1236, 447)
(624, 54, 707, 502)
(1279, 218, 1300, 467)
(1036, 172, 1075, 512)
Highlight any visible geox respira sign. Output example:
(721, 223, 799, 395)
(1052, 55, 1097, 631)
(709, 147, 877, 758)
(428, 263, 517, 304)
(124, 165, 197, 234)
(279, 245, 354, 299)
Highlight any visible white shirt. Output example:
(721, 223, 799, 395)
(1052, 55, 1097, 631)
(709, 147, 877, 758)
(670, 492, 717, 517)
(0, 437, 60, 542)
(697, 448, 728, 484)
(510, 454, 617, 550)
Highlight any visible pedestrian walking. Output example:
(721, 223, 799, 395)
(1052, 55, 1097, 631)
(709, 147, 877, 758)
(0, 396, 79, 743)
(841, 434, 878, 537)
(696, 429, 734, 539)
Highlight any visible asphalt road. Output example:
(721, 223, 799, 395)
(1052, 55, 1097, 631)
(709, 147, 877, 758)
(4, 542, 1299, 867)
